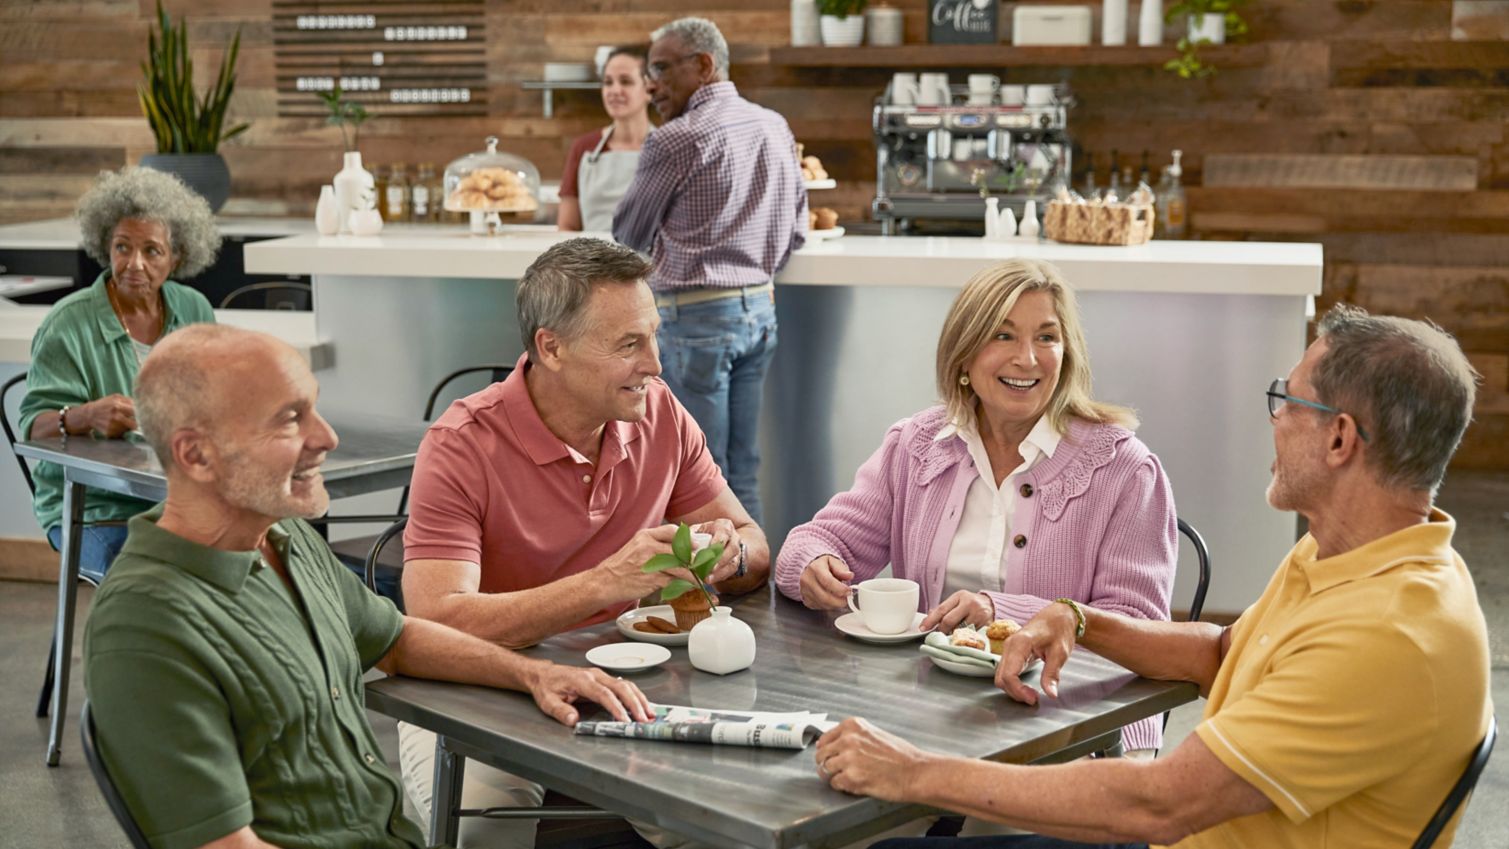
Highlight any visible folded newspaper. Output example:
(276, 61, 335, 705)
(575, 704, 839, 750)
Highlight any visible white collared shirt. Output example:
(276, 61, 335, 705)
(938, 415, 1062, 599)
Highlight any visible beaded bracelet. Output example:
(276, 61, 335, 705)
(58, 406, 71, 442)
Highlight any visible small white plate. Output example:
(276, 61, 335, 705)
(616, 605, 690, 646)
(804, 178, 837, 190)
(835, 611, 929, 644)
(808, 226, 845, 241)
(926, 652, 1044, 679)
(585, 642, 671, 673)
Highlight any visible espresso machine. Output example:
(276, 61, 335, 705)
(872, 77, 1074, 234)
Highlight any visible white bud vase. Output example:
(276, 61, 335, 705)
(1018, 199, 1040, 239)
(314, 185, 340, 236)
(688, 607, 755, 675)
(332, 151, 374, 235)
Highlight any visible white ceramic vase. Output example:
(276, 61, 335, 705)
(687, 607, 756, 675)
(332, 151, 375, 235)
(1018, 200, 1040, 239)
(819, 14, 865, 47)
(314, 185, 340, 236)
(1138, 0, 1163, 45)
(1102, 0, 1128, 45)
(791, 0, 820, 46)
(1187, 13, 1225, 44)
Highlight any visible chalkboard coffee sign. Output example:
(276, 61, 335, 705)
(930, 0, 998, 43)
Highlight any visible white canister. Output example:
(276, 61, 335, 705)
(1102, 0, 1128, 45)
(314, 185, 339, 236)
(791, 0, 820, 47)
(331, 151, 374, 235)
(1138, 0, 1163, 45)
(688, 607, 756, 675)
(867, 4, 903, 46)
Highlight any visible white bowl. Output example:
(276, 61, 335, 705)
(544, 62, 594, 82)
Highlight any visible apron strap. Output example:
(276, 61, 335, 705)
(586, 126, 614, 164)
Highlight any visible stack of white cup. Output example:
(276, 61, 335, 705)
(967, 74, 999, 106)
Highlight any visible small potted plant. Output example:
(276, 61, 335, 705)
(1163, 0, 1248, 78)
(137, 0, 248, 211)
(316, 86, 375, 234)
(817, 0, 867, 47)
(643, 524, 756, 674)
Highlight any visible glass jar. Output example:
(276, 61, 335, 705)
(442, 136, 541, 216)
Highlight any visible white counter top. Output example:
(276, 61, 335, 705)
(244, 229, 1322, 296)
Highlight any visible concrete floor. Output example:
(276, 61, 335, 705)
(0, 471, 1504, 848)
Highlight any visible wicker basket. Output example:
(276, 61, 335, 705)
(1044, 200, 1156, 246)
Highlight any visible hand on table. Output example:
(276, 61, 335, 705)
(798, 555, 853, 610)
(920, 590, 994, 633)
(995, 602, 1080, 704)
(815, 717, 934, 801)
(694, 518, 741, 584)
(78, 394, 137, 438)
(529, 663, 654, 726)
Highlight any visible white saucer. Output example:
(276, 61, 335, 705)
(585, 642, 671, 673)
(808, 226, 844, 241)
(616, 605, 690, 646)
(926, 652, 1044, 679)
(835, 612, 929, 644)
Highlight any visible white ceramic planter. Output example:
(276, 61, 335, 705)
(314, 185, 340, 236)
(1187, 13, 1225, 44)
(687, 607, 756, 675)
(819, 14, 865, 47)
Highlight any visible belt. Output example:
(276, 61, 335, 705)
(653, 282, 773, 308)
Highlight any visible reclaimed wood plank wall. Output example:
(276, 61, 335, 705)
(2, 0, 1506, 468)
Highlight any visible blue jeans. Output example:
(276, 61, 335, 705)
(873, 837, 1148, 849)
(47, 524, 129, 585)
(657, 291, 778, 524)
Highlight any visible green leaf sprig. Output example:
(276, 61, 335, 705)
(317, 86, 371, 152)
(642, 523, 725, 608)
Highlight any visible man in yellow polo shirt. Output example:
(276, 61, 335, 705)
(812, 304, 1492, 849)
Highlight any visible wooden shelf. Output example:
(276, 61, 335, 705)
(767, 43, 1266, 69)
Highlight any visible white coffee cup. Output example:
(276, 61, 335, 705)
(967, 73, 1000, 92)
(1026, 84, 1056, 106)
(847, 578, 920, 635)
(690, 531, 712, 552)
(891, 72, 919, 106)
(917, 72, 949, 106)
(967, 91, 994, 106)
(1000, 84, 1026, 107)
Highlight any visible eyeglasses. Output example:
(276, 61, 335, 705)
(645, 53, 699, 82)
(1266, 378, 1369, 442)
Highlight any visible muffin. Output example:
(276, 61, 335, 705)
(669, 590, 718, 631)
(814, 208, 839, 230)
(986, 619, 1021, 654)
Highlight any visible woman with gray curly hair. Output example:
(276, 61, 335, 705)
(19, 166, 218, 580)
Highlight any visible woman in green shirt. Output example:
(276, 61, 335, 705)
(20, 166, 219, 581)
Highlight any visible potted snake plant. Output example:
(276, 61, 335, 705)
(137, 0, 249, 211)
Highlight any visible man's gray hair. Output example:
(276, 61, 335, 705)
(75, 166, 221, 278)
(1313, 303, 1479, 494)
(651, 17, 729, 81)
(517, 238, 652, 361)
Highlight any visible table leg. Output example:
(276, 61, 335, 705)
(46, 480, 85, 767)
(429, 734, 466, 848)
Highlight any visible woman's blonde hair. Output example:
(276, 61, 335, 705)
(935, 258, 1137, 434)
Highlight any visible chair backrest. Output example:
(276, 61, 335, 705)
(1412, 715, 1498, 849)
(366, 516, 408, 594)
(1176, 518, 1211, 623)
(79, 701, 153, 849)
(393, 365, 515, 515)
(219, 281, 312, 311)
(1, 371, 37, 495)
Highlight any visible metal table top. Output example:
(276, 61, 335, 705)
(367, 588, 1197, 849)
(14, 410, 428, 501)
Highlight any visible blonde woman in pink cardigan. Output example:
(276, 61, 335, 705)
(775, 258, 1177, 757)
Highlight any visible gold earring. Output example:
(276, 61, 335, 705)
(959, 374, 970, 386)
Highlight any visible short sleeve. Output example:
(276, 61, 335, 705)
(663, 387, 726, 517)
(87, 639, 253, 849)
(403, 427, 490, 564)
(559, 131, 600, 199)
(1194, 620, 1434, 823)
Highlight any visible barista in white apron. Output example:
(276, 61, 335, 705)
(557, 46, 651, 232)
(576, 127, 642, 232)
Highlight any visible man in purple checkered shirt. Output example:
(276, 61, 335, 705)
(613, 16, 808, 525)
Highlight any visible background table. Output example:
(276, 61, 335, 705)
(15, 410, 428, 766)
(368, 589, 1198, 849)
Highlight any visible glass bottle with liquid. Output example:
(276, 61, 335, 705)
(411, 162, 438, 223)
(372, 166, 390, 221)
(1080, 152, 1098, 199)
(384, 162, 411, 223)
(1160, 150, 1187, 239)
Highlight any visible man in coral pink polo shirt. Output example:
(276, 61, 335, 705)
(397, 237, 769, 848)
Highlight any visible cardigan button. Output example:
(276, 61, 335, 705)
(1019, 483, 1034, 498)
(1013, 534, 1027, 549)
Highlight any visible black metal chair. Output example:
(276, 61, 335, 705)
(219, 281, 312, 311)
(2, 372, 130, 718)
(1177, 517, 1211, 623)
(79, 701, 152, 849)
(328, 365, 516, 604)
(1413, 716, 1497, 849)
